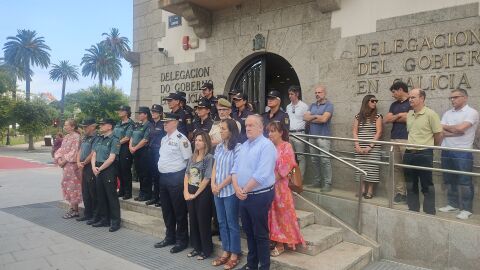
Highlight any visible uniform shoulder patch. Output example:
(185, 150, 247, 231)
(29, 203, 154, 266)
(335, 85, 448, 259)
(285, 118, 289, 124)
(183, 141, 189, 148)
(177, 133, 182, 138)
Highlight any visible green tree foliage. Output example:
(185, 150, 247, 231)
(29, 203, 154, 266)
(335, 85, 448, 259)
(0, 70, 14, 94)
(64, 85, 128, 121)
(0, 96, 15, 132)
(12, 98, 55, 139)
(49, 60, 79, 126)
(80, 43, 121, 87)
(102, 28, 130, 88)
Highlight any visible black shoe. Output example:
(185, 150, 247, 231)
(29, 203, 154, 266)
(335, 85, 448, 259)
(86, 218, 100, 225)
(170, 244, 187, 253)
(237, 265, 258, 270)
(123, 195, 132, 200)
(92, 220, 110, 227)
(393, 193, 407, 204)
(76, 216, 91, 222)
(109, 224, 121, 232)
(137, 196, 148, 202)
(154, 239, 175, 248)
(154, 202, 161, 207)
(145, 199, 157, 206)
(117, 192, 125, 197)
(236, 264, 258, 270)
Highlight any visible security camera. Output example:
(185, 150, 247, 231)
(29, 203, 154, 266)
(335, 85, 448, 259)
(158, 47, 165, 52)
(157, 41, 168, 56)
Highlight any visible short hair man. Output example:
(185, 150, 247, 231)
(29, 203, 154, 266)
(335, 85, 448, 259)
(91, 118, 121, 232)
(232, 92, 254, 143)
(76, 118, 99, 223)
(384, 81, 410, 204)
(439, 88, 479, 220)
(262, 90, 290, 136)
(232, 115, 277, 270)
(155, 112, 192, 253)
(404, 89, 443, 215)
(303, 85, 333, 192)
(286, 85, 309, 178)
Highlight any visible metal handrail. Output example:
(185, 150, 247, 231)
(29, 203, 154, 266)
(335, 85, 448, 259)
(290, 134, 367, 233)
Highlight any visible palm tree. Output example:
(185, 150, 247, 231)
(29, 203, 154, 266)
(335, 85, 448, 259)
(3, 29, 51, 101)
(81, 42, 121, 87)
(49, 60, 79, 126)
(3, 29, 50, 150)
(102, 28, 130, 88)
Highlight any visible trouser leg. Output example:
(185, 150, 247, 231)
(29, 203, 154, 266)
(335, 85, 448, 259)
(82, 166, 94, 218)
(240, 198, 258, 268)
(159, 177, 175, 242)
(134, 147, 150, 199)
(99, 164, 121, 223)
(290, 133, 306, 178)
(168, 182, 188, 245)
(149, 147, 160, 201)
(118, 144, 132, 196)
(187, 186, 201, 251)
(392, 139, 407, 196)
(95, 166, 108, 222)
(195, 186, 213, 256)
(317, 138, 332, 186)
(404, 151, 420, 212)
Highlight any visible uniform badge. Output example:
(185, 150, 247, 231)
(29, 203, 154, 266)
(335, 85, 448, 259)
(285, 118, 289, 125)
(186, 118, 191, 124)
(183, 141, 189, 148)
(177, 133, 182, 138)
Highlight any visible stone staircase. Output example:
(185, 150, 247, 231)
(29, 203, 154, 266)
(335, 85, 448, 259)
(60, 182, 373, 270)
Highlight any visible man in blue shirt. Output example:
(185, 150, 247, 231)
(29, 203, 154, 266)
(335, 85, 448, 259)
(304, 85, 334, 191)
(232, 115, 276, 270)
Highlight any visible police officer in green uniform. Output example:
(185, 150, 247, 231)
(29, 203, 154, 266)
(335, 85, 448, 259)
(130, 106, 152, 202)
(262, 90, 290, 136)
(114, 105, 135, 200)
(76, 118, 100, 223)
(91, 118, 121, 232)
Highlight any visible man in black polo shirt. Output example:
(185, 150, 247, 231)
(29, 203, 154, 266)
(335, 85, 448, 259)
(261, 90, 289, 136)
(385, 81, 411, 204)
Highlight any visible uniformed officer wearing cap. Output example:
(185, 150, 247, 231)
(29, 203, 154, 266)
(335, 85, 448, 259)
(154, 112, 192, 253)
(192, 98, 213, 135)
(91, 118, 121, 232)
(145, 104, 166, 207)
(262, 90, 290, 136)
(200, 82, 218, 121)
(177, 91, 195, 119)
(164, 92, 193, 139)
(130, 106, 152, 202)
(228, 89, 239, 113)
(113, 105, 135, 200)
(232, 93, 254, 143)
(76, 118, 100, 223)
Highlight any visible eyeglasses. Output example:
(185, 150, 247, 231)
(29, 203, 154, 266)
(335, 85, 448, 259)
(369, 99, 378, 103)
(449, 96, 464, 100)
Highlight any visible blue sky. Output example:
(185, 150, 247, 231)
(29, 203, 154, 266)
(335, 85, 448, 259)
(0, 0, 133, 99)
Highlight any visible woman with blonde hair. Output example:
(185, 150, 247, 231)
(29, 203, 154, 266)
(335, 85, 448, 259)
(54, 119, 82, 218)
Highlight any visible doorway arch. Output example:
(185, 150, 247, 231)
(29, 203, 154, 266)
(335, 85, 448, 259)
(227, 53, 301, 113)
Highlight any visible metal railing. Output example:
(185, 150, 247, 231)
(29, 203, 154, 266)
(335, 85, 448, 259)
(290, 133, 480, 233)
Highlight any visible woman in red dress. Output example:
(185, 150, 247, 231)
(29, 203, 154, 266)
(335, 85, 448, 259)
(266, 121, 305, 257)
(54, 119, 82, 218)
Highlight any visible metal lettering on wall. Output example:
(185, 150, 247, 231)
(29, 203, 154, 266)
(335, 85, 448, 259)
(158, 66, 212, 104)
(356, 29, 480, 94)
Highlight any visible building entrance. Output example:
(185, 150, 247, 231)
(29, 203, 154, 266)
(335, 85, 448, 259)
(231, 53, 300, 113)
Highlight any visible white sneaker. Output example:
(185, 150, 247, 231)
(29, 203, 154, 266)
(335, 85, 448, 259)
(439, 205, 459, 212)
(456, 210, 472, 220)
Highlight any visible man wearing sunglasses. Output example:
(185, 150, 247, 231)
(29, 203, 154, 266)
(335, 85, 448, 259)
(286, 85, 308, 178)
(439, 88, 478, 220)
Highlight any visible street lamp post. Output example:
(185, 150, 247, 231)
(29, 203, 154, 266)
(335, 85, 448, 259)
(6, 125, 12, 145)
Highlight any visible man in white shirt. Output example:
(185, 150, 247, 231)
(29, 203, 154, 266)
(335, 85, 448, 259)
(439, 88, 479, 220)
(286, 85, 309, 177)
(155, 112, 192, 252)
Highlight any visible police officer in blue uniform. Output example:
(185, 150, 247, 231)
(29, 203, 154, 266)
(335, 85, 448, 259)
(192, 98, 213, 135)
(164, 92, 193, 138)
(232, 92, 254, 143)
(262, 90, 290, 136)
(177, 91, 195, 119)
(91, 118, 121, 232)
(113, 106, 134, 200)
(154, 112, 192, 253)
(76, 118, 100, 223)
(200, 82, 218, 121)
(130, 106, 152, 202)
(145, 104, 165, 207)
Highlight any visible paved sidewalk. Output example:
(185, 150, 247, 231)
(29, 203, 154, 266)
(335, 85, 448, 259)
(0, 211, 149, 270)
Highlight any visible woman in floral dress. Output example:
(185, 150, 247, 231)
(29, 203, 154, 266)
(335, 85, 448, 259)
(266, 121, 305, 257)
(54, 119, 82, 218)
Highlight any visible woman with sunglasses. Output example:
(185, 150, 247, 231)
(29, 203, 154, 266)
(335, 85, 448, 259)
(353, 95, 383, 199)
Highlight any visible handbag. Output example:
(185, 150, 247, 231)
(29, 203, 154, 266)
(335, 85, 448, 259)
(288, 165, 303, 193)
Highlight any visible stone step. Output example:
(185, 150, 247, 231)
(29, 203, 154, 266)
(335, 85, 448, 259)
(296, 224, 343, 256)
(121, 209, 165, 238)
(119, 198, 162, 218)
(296, 209, 315, 229)
(272, 242, 372, 270)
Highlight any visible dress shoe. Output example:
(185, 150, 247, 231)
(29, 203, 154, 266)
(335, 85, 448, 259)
(123, 195, 132, 200)
(76, 216, 91, 222)
(170, 244, 187, 253)
(145, 199, 157, 206)
(154, 239, 175, 248)
(137, 196, 148, 202)
(134, 196, 141, 201)
(92, 220, 110, 227)
(109, 224, 121, 232)
(86, 218, 100, 225)
(117, 192, 125, 197)
(154, 202, 161, 207)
